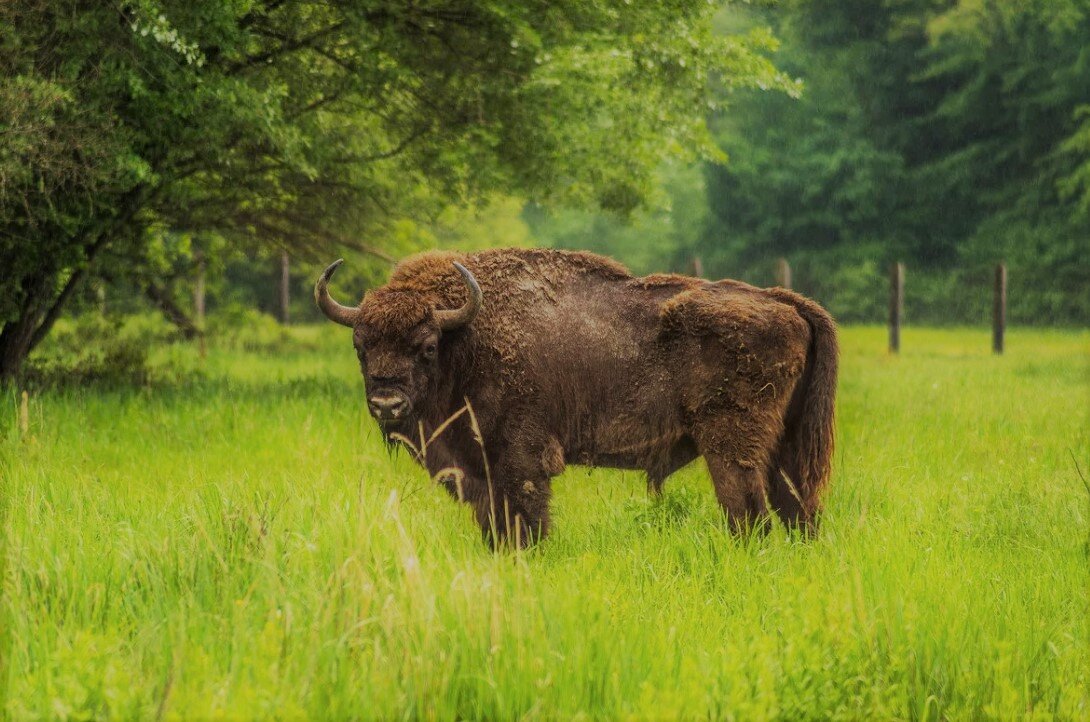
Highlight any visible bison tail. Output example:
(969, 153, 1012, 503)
(769, 290, 839, 526)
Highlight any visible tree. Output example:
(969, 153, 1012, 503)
(0, 0, 793, 384)
(526, 162, 711, 275)
(695, 0, 1090, 324)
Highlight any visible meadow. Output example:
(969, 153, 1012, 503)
(1, 326, 1087, 720)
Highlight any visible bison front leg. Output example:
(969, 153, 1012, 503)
(474, 435, 563, 549)
(428, 459, 544, 549)
(471, 478, 552, 550)
(422, 432, 553, 549)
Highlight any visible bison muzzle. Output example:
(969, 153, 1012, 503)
(316, 248, 838, 548)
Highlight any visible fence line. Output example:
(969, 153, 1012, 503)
(761, 258, 1009, 354)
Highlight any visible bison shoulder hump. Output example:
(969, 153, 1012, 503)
(389, 251, 465, 289)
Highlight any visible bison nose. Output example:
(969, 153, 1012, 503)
(368, 395, 408, 421)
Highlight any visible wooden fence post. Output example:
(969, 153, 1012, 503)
(279, 250, 291, 325)
(775, 257, 792, 289)
(889, 262, 904, 353)
(692, 256, 704, 279)
(993, 262, 1007, 354)
(194, 249, 207, 360)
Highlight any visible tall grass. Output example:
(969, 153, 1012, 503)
(2, 326, 1088, 719)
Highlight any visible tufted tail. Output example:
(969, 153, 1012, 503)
(767, 289, 839, 530)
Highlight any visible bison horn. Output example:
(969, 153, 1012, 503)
(314, 259, 358, 327)
(435, 262, 482, 331)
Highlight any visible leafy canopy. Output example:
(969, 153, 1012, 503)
(692, 0, 1090, 324)
(0, 0, 794, 380)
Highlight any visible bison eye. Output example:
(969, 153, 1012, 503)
(422, 343, 437, 360)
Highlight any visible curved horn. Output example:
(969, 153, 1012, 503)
(435, 262, 482, 331)
(314, 259, 358, 327)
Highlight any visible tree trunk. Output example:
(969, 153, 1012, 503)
(193, 250, 207, 359)
(0, 273, 58, 386)
(0, 323, 35, 386)
(0, 185, 151, 386)
(145, 282, 201, 340)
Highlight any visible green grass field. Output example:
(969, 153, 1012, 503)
(2, 326, 1088, 720)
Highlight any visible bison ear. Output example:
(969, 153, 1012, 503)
(314, 259, 358, 327)
(435, 262, 482, 331)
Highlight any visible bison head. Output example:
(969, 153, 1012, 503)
(314, 259, 481, 432)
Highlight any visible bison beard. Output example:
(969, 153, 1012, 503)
(317, 248, 839, 549)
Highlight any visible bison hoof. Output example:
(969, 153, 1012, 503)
(483, 514, 545, 550)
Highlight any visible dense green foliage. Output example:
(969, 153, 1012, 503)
(702, 0, 1090, 324)
(2, 326, 1087, 717)
(524, 163, 711, 276)
(535, 1, 1090, 325)
(7, 0, 1084, 374)
(0, 0, 793, 382)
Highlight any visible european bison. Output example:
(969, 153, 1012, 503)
(316, 248, 837, 547)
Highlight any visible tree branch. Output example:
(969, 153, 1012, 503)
(226, 21, 347, 74)
(228, 211, 396, 263)
(357, 124, 432, 162)
(28, 185, 151, 351)
(144, 282, 200, 339)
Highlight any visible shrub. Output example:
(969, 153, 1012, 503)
(26, 313, 182, 386)
(206, 304, 319, 352)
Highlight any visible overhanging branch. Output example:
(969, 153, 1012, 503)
(226, 21, 347, 74)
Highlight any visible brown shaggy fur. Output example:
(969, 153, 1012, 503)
(334, 248, 838, 548)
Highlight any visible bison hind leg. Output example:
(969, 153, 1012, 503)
(690, 413, 776, 535)
(701, 453, 772, 536)
(767, 466, 820, 538)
